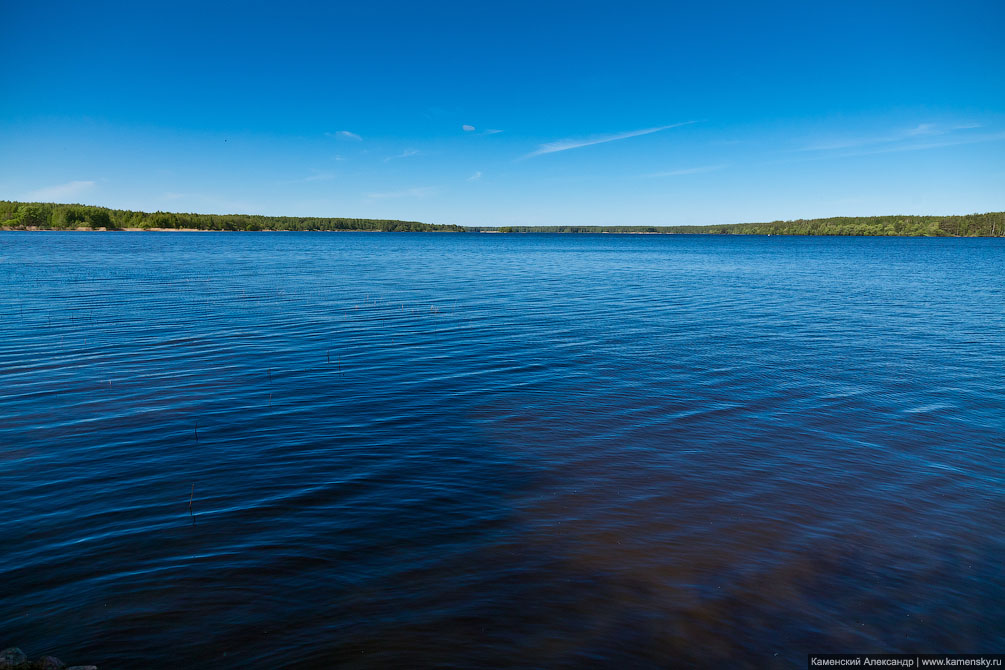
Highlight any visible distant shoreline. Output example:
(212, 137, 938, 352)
(2, 201, 1003, 237)
(6, 227, 1005, 238)
(0, 226, 457, 233)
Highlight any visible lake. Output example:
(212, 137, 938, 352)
(1, 231, 1003, 668)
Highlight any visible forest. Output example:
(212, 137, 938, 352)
(0, 201, 464, 232)
(481, 212, 1005, 236)
(2, 201, 1003, 236)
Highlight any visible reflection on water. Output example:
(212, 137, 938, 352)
(0, 232, 1002, 668)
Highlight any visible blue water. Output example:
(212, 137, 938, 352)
(1, 232, 1003, 668)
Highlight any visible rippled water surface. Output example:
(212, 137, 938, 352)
(1, 232, 1003, 668)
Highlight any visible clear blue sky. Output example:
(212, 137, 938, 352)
(2, 0, 1003, 226)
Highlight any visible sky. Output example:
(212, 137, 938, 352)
(2, 0, 1004, 227)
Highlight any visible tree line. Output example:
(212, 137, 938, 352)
(0, 201, 464, 232)
(2, 200, 1002, 236)
(482, 212, 1005, 236)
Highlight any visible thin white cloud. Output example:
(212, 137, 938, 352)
(837, 130, 1005, 157)
(904, 123, 938, 137)
(645, 164, 726, 178)
(801, 135, 892, 152)
(799, 122, 979, 152)
(762, 127, 1005, 168)
(462, 124, 476, 132)
(467, 171, 482, 181)
(26, 180, 96, 201)
(326, 130, 362, 141)
(482, 129, 504, 135)
(385, 149, 421, 161)
(523, 121, 696, 159)
(366, 186, 436, 199)
(304, 171, 336, 182)
(274, 171, 338, 185)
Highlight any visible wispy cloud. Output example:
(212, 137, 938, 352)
(275, 170, 338, 185)
(836, 130, 1005, 157)
(523, 121, 696, 159)
(462, 123, 503, 134)
(326, 130, 362, 141)
(645, 164, 726, 178)
(304, 171, 336, 182)
(904, 123, 938, 137)
(762, 125, 1004, 168)
(467, 171, 482, 181)
(385, 149, 420, 161)
(366, 186, 436, 199)
(26, 180, 96, 200)
(799, 122, 982, 152)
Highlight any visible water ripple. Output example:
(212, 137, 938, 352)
(1, 232, 1003, 668)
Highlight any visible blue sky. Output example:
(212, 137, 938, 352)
(2, 0, 1003, 226)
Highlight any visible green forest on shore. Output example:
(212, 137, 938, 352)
(0, 200, 463, 232)
(2, 200, 1003, 236)
(483, 212, 1005, 236)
